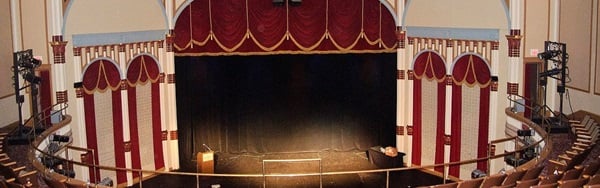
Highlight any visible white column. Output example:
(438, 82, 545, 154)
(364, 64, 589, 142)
(72, 47, 90, 180)
(158, 42, 170, 171)
(117, 45, 133, 185)
(489, 42, 500, 173)
(444, 40, 453, 166)
(395, 0, 406, 153)
(546, 0, 560, 111)
(10, 0, 21, 51)
(165, 34, 180, 170)
(405, 39, 414, 166)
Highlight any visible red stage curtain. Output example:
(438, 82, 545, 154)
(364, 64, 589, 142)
(126, 55, 164, 171)
(449, 54, 491, 176)
(449, 84, 462, 177)
(412, 51, 446, 167)
(173, 0, 397, 55)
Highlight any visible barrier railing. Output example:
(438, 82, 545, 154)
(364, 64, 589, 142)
(28, 107, 551, 188)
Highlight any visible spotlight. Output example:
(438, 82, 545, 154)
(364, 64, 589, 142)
(98, 177, 113, 186)
(289, 0, 301, 6)
(471, 169, 486, 179)
(18, 57, 41, 69)
(51, 134, 71, 143)
(517, 129, 533, 137)
(22, 72, 41, 84)
(272, 0, 285, 6)
(539, 68, 562, 77)
(537, 51, 558, 60)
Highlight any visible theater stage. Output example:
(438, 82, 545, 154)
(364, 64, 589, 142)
(131, 150, 449, 188)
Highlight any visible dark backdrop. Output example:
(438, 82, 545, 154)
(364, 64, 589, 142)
(176, 53, 396, 168)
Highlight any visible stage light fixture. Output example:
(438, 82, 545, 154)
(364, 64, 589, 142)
(22, 72, 41, 84)
(289, 0, 302, 6)
(537, 51, 558, 60)
(272, 0, 285, 6)
(517, 129, 533, 137)
(539, 68, 562, 77)
(471, 169, 486, 179)
(51, 134, 71, 143)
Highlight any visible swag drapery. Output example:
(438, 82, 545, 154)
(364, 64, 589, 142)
(173, 0, 398, 55)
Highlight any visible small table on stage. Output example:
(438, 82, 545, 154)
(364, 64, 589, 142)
(367, 146, 405, 168)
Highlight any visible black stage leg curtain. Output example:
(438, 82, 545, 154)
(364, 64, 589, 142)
(176, 53, 396, 169)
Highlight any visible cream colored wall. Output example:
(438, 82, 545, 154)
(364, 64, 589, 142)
(64, 0, 166, 35)
(405, 0, 507, 29)
(522, 0, 600, 137)
(0, 1, 14, 98)
(523, 0, 550, 58)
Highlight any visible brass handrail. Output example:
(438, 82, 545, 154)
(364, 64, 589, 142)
(29, 109, 551, 188)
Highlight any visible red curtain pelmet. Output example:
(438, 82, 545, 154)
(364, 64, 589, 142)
(173, 0, 397, 56)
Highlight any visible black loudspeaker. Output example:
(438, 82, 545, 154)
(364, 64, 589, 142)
(517, 129, 533, 136)
(471, 169, 486, 179)
(289, 0, 302, 6)
(272, 0, 285, 6)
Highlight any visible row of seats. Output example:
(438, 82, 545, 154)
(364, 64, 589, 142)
(0, 132, 39, 188)
(422, 114, 600, 188)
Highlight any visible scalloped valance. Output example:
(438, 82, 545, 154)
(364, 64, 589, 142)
(452, 54, 490, 87)
(413, 51, 446, 81)
(82, 59, 121, 94)
(173, 0, 397, 56)
(127, 55, 160, 86)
